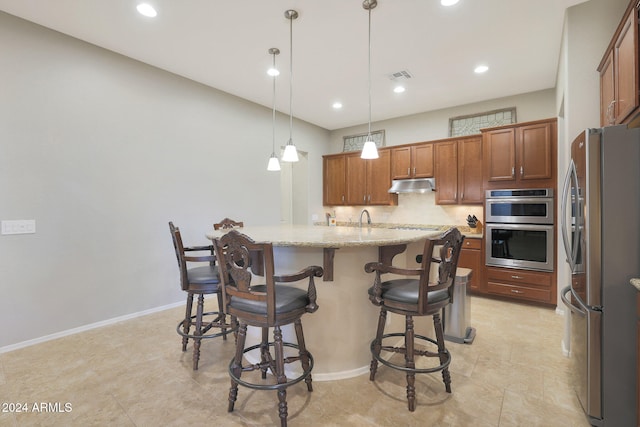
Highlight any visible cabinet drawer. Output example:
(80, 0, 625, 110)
(487, 282, 552, 303)
(462, 238, 481, 250)
(486, 267, 551, 287)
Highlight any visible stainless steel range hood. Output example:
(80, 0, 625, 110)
(388, 178, 436, 194)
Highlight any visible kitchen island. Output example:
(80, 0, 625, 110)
(206, 224, 442, 380)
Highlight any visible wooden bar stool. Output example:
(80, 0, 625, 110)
(213, 229, 323, 427)
(169, 222, 235, 370)
(365, 227, 465, 411)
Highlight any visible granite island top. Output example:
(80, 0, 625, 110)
(206, 223, 481, 249)
(631, 278, 640, 291)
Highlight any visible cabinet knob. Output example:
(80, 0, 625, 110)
(520, 166, 523, 177)
(511, 275, 523, 279)
(511, 167, 515, 177)
(407, 167, 411, 176)
(510, 289, 524, 294)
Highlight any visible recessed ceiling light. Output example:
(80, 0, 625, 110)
(393, 85, 406, 93)
(136, 3, 157, 18)
(474, 65, 489, 74)
(267, 68, 280, 77)
(332, 102, 343, 109)
(441, 0, 460, 6)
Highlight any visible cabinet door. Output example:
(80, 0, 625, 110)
(345, 154, 367, 205)
(600, 50, 615, 126)
(458, 137, 483, 204)
(434, 140, 458, 204)
(323, 155, 346, 206)
(518, 122, 552, 181)
(413, 143, 434, 178)
(368, 149, 393, 205)
(391, 146, 412, 180)
(484, 128, 515, 182)
(614, 10, 639, 124)
(458, 238, 483, 292)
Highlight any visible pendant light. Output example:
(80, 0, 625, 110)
(267, 48, 281, 171)
(282, 9, 299, 162)
(361, 0, 379, 160)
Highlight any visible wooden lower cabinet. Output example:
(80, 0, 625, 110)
(458, 237, 483, 292)
(485, 266, 556, 305)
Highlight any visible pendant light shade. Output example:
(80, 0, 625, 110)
(361, 0, 379, 160)
(282, 9, 299, 163)
(267, 47, 281, 171)
(361, 139, 379, 159)
(282, 142, 299, 162)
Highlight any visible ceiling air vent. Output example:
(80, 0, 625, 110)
(388, 70, 413, 81)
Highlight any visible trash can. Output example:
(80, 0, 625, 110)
(444, 267, 476, 344)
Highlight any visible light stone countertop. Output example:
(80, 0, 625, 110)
(631, 278, 640, 291)
(206, 224, 442, 248)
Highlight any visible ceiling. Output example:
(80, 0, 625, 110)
(0, 0, 588, 131)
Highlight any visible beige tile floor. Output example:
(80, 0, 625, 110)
(0, 296, 589, 426)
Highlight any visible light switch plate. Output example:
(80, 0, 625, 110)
(1, 220, 36, 235)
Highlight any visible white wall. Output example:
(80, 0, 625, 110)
(0, 12, 328, 349)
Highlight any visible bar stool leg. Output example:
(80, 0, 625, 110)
(405, 315, 416, 412)
(192, 293, 205, 370)
(294, 319, 313, 392)
(182, 293, 194, 351)
(228, 323, 247, 412)
(370, 308, 387, 381)
(260, 327, 269, 379)
(273, 326, 288, 426)
(433, 312, 451, 393)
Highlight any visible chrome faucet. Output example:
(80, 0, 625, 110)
(359, 209, 372, 228)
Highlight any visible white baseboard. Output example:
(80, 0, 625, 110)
(0, 301, 184, 354)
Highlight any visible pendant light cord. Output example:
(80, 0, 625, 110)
(289, 13, 294, 143)
(368, 4, 372, 136)
(272, 52, 277, 153)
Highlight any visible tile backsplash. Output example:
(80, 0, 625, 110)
(326, 192, 483, 226)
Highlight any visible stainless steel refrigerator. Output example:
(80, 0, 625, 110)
(561, 125, 639, 426)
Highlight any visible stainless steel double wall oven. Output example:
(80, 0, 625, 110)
(485, 188, 554, 272)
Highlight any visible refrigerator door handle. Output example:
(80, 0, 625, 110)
(561, 161, 578, 271)
(561, 285, 586, 315)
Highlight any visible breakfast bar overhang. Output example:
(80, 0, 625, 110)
(206, 224, 441, 380)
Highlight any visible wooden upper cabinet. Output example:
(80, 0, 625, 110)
(391, 143, 433, 179)
(483, 118, 556, 189)
(483, 128, 516, 182)
(434, 136, 483, 205)
(323, 154, 346, 205)
(600, 50, 616, 126)
(434, 140, 458, 205)
(345, 149, 395, 206)
(518, 122, 553, 181)
(368, 149, 394, 205)
(458, 136, 483, 203)
(599, 0, 640, 127)
(412, 144, 434, 178)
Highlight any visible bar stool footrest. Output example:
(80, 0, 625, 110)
(371, 332, 451, 374)
(176, 311, 237, 340)
(229, 342, 314, 391)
